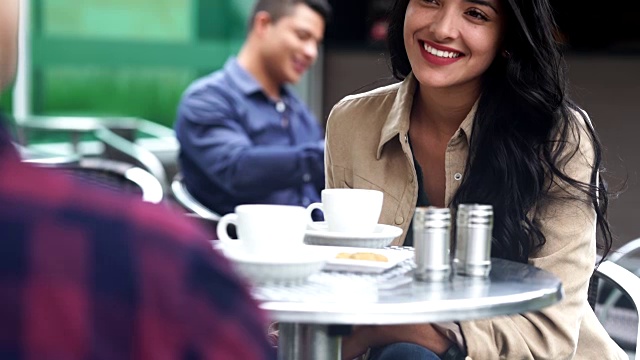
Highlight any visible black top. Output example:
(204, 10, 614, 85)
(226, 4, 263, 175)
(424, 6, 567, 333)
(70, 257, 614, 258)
(404, 138, 430, 247)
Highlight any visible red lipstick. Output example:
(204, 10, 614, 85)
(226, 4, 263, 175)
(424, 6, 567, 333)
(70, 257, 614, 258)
(419, 40, 464, 66)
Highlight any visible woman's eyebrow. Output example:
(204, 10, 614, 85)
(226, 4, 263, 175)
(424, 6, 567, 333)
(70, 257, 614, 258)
(465, 0, 499, 13)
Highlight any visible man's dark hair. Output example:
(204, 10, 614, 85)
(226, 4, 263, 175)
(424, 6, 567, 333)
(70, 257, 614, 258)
(249, 0, 332, 28)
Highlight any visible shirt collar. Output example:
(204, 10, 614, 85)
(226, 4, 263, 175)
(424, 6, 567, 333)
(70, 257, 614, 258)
(458, 99, 478, 140)
(376, 73, 479, 159)
(224, 57, 263, 95)
(223, 57, 293, 99)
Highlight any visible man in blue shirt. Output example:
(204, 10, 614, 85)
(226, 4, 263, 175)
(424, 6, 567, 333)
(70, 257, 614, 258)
(175, 0, 331, 215)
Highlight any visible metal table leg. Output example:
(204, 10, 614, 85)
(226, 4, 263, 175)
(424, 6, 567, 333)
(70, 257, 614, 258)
(278, 323, 342, 360)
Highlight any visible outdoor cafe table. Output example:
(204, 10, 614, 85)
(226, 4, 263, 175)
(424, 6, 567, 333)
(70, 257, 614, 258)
(254, 248, 564, 360)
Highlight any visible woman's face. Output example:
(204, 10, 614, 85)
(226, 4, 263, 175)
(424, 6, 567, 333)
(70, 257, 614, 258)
(403, 0, 505, 93)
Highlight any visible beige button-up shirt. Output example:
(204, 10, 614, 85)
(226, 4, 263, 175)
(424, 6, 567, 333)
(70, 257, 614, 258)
(325, 74, 626, 359)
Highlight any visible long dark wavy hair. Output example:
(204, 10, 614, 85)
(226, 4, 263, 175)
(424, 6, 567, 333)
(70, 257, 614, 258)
(387, 0, 612, 263)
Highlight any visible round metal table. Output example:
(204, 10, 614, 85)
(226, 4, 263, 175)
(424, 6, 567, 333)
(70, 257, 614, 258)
(255, 255, 563, 360)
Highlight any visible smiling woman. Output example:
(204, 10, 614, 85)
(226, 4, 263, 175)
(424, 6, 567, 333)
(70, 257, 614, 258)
(324, 0, 626, 359)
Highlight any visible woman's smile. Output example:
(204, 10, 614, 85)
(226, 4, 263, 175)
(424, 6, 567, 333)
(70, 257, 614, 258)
(419, 40, 464, 66)
(404, 0, 504, 91)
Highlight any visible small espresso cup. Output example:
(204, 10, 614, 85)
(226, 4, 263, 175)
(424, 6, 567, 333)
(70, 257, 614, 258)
(306, 188, 383, 233)
(216, 204, 308, 255)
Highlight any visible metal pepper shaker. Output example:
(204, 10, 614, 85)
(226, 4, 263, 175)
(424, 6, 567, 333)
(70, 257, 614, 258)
(454, 204, 493, 277)
(413, 207, 451, 282)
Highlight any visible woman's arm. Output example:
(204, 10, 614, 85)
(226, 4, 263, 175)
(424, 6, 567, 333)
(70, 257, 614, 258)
(461, 113, 598, 359)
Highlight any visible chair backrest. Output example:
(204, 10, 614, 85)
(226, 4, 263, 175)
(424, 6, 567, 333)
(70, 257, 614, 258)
(60, 158, 164, 204)
(170, 173, 221, 221)
(594, 260, 640, 356)
(14, 115, 173, 190)
(94, 127, 168, 189)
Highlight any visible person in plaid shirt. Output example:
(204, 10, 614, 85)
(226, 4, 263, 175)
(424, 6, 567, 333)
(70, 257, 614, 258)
(0, 1, 275, 359)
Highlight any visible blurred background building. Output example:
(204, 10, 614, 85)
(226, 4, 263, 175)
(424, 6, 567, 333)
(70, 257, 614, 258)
(3, 0, 639, 250)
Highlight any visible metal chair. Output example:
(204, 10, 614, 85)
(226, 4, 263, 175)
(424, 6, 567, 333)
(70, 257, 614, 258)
(14, 115, 176, 190)
(598, 239, 640, 324)
(170, 173, 221, 221)
(60, 158, 164, 204)
(94, 127, 168, 189)
(594, 260, 640, 356)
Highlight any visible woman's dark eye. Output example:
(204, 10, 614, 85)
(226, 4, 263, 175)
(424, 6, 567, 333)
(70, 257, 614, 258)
(466, 9, 489, 21)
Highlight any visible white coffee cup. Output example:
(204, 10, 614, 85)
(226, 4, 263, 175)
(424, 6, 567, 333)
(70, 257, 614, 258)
(216, 204, 308, 255)
(306, 189, 383, 233)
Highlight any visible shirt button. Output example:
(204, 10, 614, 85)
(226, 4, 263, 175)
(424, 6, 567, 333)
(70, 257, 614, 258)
(276, 101, 286, 113)
(303, 173, 311, 182)
(395, 216, 404, 224)
(454, 173, 462, 181)
(404, 134, 408, 143)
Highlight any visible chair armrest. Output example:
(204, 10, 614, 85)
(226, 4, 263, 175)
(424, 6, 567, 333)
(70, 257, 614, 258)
(171, 174, 221, 221)
(594, 260, 640, 355)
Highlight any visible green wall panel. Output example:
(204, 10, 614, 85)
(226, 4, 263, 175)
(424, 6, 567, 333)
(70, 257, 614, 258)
(43, 0, 190, 41)
(30, 0, 254, 127)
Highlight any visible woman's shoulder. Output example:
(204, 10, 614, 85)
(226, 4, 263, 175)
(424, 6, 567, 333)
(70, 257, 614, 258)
(340, 81, 402, 104)
(559, 105, 594, 149)
(550, 105, 597, 177)
(326, 82, 403, 130)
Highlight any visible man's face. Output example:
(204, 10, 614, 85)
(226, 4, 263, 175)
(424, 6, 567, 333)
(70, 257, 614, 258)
(259, 3, 325, 85)
(0, 0, 20, 91)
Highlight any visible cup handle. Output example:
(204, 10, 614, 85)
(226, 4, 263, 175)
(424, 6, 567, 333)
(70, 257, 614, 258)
(216, 213, 238, 244)
(306, 202, 325, 231)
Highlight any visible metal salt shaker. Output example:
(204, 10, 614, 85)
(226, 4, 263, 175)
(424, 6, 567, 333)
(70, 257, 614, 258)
(413, 207, 451, 282)
(454, 204, 493, 277)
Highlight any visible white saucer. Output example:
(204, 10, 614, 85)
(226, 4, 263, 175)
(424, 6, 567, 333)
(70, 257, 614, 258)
(216, 242, 328, 284)
(304, 222, 403, 248)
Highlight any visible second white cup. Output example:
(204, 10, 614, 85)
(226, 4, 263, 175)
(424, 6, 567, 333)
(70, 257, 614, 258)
(306, 188, 383, 233)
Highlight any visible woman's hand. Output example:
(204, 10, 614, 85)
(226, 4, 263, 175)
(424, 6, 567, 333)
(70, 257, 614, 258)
(341, 324, 453, 360)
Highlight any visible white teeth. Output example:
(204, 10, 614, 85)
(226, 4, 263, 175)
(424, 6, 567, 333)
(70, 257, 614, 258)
(423, 43, 461, 58)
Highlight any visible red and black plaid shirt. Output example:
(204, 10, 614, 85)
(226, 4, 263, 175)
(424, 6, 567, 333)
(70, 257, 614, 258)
(0, 125, 275, 360)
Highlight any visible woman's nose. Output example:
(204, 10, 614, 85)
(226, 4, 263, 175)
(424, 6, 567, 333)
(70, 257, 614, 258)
(429, 9, 459, 41)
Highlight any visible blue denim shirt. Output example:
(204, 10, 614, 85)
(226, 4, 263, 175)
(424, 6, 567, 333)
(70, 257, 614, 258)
(175, 58, 324, 215)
